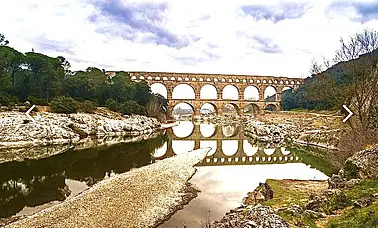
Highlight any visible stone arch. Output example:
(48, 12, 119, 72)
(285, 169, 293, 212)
(200, 140, 217, 156)
(265, 104, 278, 111)
(281, 86, 293, 94)
(200, 123, 217, 138)
(264, 86, 277, 101)
(244, 103, 260, 115)
(244, 85, 260, 100)
(223, 103, 240, 116)
(222, 125, 239, 138)
(150, 83, 167, 98)
(200, 102, 218, 115)
(172, 84, 195, 99)
(170, 77, 176, 81)
(147, 76, 152, 80)
(172, 140, 195, 154)
(199, 77, 204, 82)
(222, 85, 239, 100)
(222, 140, 238, 156)
(200, 84, 218, 100)
(152, 142, 167, 158)
(163, 77, 168, 81)
(155, 76, 160, 80)
(214, 78, 219, 82)
(131, 76, 137, 80)
(172, 120, 195, 138)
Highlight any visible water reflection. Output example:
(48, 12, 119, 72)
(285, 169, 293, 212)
(154, 121, 298, 166)
(0, 133, 168, 220)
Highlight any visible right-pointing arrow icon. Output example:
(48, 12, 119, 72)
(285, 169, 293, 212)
(342, 105, 353, 123)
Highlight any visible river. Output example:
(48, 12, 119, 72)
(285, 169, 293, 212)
(0, 121, 337, 226)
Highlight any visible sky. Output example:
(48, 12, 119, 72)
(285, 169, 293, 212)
(1, 0, 378, 78)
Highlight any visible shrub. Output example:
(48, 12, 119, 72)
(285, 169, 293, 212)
(0, 93, 19, 107)
(77, 100, 97, 113)
(50, 96, 78, 114)
(119, 101, 146, 115)
(27, 96, 48, 105)
(105, 98, 119, 112)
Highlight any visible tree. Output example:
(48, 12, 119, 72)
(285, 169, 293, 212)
(147, 93, 168, 119)
(0, 33, 9, 46)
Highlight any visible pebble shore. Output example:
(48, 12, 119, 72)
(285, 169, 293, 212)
(7, 148, 208, 228)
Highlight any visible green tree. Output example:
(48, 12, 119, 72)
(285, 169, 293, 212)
(0, 33, 9, 46)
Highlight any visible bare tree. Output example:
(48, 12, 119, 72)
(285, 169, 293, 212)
(309, 56, 331, 75)
(332, 29, 378, 130)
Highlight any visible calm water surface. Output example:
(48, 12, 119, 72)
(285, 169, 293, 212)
(0, 121, 336, 226)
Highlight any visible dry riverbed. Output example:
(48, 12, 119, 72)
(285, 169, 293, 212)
(6, 148, 209, 228)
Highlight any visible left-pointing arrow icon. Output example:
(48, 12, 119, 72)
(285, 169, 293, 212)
(342, 105, 353, 123)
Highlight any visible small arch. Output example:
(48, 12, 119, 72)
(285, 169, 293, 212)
(155, 76, 160, 80)
(268, 80, 272, 83)
(280, 80, 284, 84)
(236, 79, 240, 83)
(206, 78, 211, 82)
(221, 78, 226, 82)
(228, 79, 233, 83)
(199, 77, 204, 82)
(285, 80, 289, 84)
(131, 76, 137, 80)
(222, 85, 239, 100)
(263, 79, 267, 83)
(274, 80, 278, 84)
(214, 78, 219, 82)
(140, 76, 145, 80)
(170, 77, 176, 81)
(296, 81, 301, 84)
(172, 84, 195, 99)
(243, 79, 247, 83)
(147, 76, 152, 80)
(264, 148, 275, 156)
(291, 81, 295, 85)
(200, 84, 218, 99)
(192, 77, 197, 81)
(257, 79, 261, 83)
(250, 79, 254, 83)
(178, 77, 183, 81)
(163, 77, 168, 81)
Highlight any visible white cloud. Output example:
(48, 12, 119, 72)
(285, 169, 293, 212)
(1, 0, 378, 78)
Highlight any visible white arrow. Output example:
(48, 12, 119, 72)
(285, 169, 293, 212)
(25, 104, 36, 122)
(342, 105, 353, 123)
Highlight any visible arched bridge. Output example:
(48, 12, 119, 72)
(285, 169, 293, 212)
(126, 71, 304, 116)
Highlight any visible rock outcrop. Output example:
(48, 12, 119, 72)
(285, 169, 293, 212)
(210, 204, 290, 228)
(0, 112, 161, 149)
(329, 147, 378, 189)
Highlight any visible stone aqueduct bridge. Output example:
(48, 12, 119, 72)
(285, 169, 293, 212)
(125, 71, 304, 115)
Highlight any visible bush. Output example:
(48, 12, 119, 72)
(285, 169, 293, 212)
(0, 93, 19, 107)
(27, 96, 48, 105)
(77, 100, 97, 113)
(50, 96, 78, 114)
(119, 101, 146, 115)
(105, 98, 119, 112)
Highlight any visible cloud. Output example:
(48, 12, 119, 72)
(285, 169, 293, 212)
(251, 36, 282, 54)
(240, 2, 310, 23)
(29, 35, 75, 55)
(327, 1, 378, 23)
(88, 0, 190, 48)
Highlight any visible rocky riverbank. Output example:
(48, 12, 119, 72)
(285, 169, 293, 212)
(209, 146, 378, 227)
(244, 112, 345, 150)
(6, 148, 209, 228)
(0, 111, 161, 149)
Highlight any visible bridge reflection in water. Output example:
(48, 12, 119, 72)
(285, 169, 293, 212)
(152, 121, 299, 166)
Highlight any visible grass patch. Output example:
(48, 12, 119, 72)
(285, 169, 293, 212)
(264, 179, 328, 208)
(344, 179, 378, 200)
(328, 202, 378, 228)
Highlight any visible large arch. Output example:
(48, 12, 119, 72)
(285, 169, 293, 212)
(150, 83, 167, 99)
(264, 86, 277, 101)
(244, 103, 260, 115)
(222, 125, 239, 138)
(200, 102, 217, 115)
(200, 123, 217, 138)
(222, 140, 238, 156)
(200, 140, 217, 156)
(172, 102, 194, 116)
(265, 104, 278, 111)
(244, 86, 259, 101)
(222, 85, 239, 100)
(151, 142, 167, 158)
(172, 120, 194, 138)
(223, 103, 240, 116)
(243, 140, 258, 156)
(172, 140, 195, 154)
(200, 84, 217, 100)
(172, 84, 195, 99)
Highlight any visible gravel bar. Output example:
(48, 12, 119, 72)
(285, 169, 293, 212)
(7, 148, 209, 228)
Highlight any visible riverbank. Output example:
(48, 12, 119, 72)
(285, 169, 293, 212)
(6, 148, 209, 227)
(210, 146, 378, 227)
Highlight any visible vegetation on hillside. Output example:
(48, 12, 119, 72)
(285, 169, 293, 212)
(0, 34, 167, 118)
